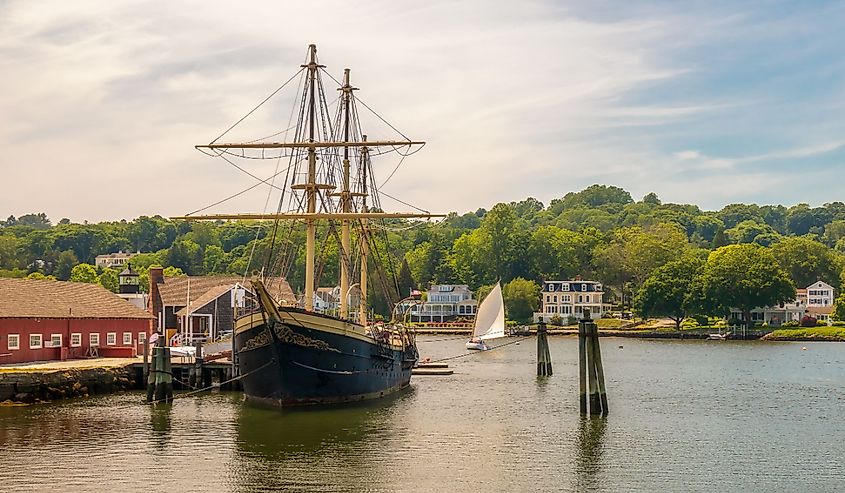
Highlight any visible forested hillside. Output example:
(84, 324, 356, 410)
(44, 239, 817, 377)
(2, 185, 844, 320)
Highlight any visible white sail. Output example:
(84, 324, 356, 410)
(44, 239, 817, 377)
(473, 282, 506, 341)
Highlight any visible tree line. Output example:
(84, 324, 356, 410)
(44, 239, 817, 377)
(2, 184, 844, 323)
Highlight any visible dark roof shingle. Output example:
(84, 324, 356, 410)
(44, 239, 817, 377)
(0, 278, 153, 319)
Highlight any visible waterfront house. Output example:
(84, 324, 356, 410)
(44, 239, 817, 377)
(0, 278, 153, 365)
(94, 251, 137, 269)
(403, 284, 477, 322)
(314, 286, 341, 313)
(728, 280, 835, 326)
(148, 267, 294, 344)
(534, 277, 605, 323)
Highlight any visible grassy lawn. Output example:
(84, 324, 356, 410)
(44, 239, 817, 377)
(595, 318, 628, 329)
(766, 327, 845, 341)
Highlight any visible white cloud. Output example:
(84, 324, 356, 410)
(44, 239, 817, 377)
(0, 1, 842, 221)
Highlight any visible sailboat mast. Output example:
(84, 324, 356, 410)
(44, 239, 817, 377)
(359, 135, 369, 326)
(304, 44, 318, 312)
(339, 68, 352, 319)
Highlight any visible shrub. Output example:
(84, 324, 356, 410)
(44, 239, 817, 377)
(549, 315, 563, 326)
(566, 315, 577, 326)
(680, 318, 699, 329)
(800, 315, 817, 327)
(782, 320, 799, 328)
(817, 319, 829, 327)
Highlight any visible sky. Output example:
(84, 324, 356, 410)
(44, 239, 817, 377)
(1, 0, 845, 222)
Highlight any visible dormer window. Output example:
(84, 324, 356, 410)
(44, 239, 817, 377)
(549, 284, 555, 292)
(581, 284, 587, 291)
(561, 284, 569, 292)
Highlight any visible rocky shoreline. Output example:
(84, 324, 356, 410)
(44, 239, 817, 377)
(0, 365, 136, 405)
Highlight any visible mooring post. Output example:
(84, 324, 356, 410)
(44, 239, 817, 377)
(191, 341, 203, 389)
(145, 343, 156, 402)
(578, 313, 588, 414)
(590, 318, 609, 416)
(584, 311, 601, 415)
(142, 338, 149, 383)
(536, 321, 552, 376)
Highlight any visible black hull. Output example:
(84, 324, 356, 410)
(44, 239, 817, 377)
(234, 310, 417, 407)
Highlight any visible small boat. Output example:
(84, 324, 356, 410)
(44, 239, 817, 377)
(466, 283, 506, 350)
(707, 332, 730, 340)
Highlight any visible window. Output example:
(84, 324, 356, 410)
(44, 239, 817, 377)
(563, 295, 571, 303)
(545, 295, 550, 303)
(7, 334, 19, 350)
(561, 284, 569, 292)
(585, 295, 591, 303)
(578, 295, 583, 303)
(71, 333, 82, 347)
(90, 333, 100, 347)
(548, 284, 556, 292)
(50, 334, 62, 348)
(123, 332, 132, 345)
(752, 312, 764, 321)
(30, 334, 42, 349)
(107, 333, 116, 345)
(553, 295, 557, 303)
(581, 284, 587, 291)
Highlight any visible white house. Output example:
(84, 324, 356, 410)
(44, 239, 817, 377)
(534, 277, 604, 323)
(95, 251, 136, 269)
(313, 286, 341, 314)
(729, 280, 836, 326)
(806, 280, 835, 322)
(405, 284, 477, 322)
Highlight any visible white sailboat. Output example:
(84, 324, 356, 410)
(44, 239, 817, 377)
(466, 282, 506, 350)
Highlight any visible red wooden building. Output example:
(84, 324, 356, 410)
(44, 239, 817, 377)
(0, 278, 153, 365)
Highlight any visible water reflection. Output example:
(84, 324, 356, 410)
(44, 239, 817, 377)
(230, 396, 406, 491)
(149, 403, 173, 451)
(575, 416, 607, 491)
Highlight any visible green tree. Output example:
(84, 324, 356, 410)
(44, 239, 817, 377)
(26, 272, 56, 280)
(54, 250, 78, 280)
(397, 258, 416, 296)
(697, 244, 795, 327)
(724, 219, 776, 244)
(771, 236, 842, 289)
(97, 268, 119, 292)
(69, 263, 99, 283)
(502, 277, 540, 323)
(633, 253, 705, 328)
(832, 294, 845, 322)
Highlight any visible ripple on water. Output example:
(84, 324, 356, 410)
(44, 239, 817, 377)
(1, 337, 844, 492)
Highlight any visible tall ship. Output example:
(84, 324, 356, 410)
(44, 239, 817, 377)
(177, 44, 441, 407)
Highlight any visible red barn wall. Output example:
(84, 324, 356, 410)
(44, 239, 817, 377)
(0, 318, 151, 365)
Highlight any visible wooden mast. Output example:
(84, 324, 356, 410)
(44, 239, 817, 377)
(359, 135, 369, 326)
(304, 43, 318, 313)
(339, 68, 353, 319)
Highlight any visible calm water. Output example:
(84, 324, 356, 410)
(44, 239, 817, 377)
(1, 336, 844, 492)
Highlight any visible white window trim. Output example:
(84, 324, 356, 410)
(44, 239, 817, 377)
(123, 332, 132, 345)
(30, 334, 42, 349)
(7, 334, 19, 351)
(107, 332, 116, 346)
(70, 333, 82, 347)
(138, 332, 146, 342)
(90, 333, 100, 347)
(50, 333, 62, 348)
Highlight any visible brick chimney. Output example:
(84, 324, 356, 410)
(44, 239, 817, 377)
(575, 275, 582, 281)
(149, 267, 165, 330)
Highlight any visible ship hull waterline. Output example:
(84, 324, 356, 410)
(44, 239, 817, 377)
(234, 310, 417, 408)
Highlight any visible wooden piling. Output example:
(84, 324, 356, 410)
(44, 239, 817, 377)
(589, 320, 609, 416)
(578, 309, 608, 416)
(578, 315, 587, 414)
(147, 338, 173, 403)
(536, 322, 553, 376)
(142, 338, 149, 383)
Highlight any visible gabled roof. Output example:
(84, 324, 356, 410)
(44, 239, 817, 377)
(175, 284, 233, 316)
(0, 278, 153, 319)
(156, 276, 295, 307)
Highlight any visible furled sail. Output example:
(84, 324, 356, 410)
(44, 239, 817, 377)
(473, 282, 505, 340)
